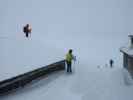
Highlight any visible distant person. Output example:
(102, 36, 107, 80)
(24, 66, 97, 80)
(23, 24, 32, 38)
(65, 49, 76, 73)
(109, 59, 114, 68)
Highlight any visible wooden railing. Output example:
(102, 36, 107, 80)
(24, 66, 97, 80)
(0, 60, 65, 94)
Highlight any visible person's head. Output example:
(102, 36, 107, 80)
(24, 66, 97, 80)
(26, 24, 29, 27)
(69, 49, 73, 54)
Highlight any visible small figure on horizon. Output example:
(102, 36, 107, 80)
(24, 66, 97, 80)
(109, 59, 114, 68)
(65, 49, 76, 73)
(97, 65, 100, 68)
(23, 24, 32, 38)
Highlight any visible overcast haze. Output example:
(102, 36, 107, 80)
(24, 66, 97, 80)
(0, 0, 132, 36)
(0, 0, 132, 63)
(0, 0, 133, 100)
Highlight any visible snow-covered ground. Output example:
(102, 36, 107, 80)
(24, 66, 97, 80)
(1, 33, 133, 100)
(0, 35, 65, 81)
(1, 0, 133, 100)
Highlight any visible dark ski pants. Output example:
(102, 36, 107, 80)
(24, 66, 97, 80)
(110, 63, 113, 68)
(66, 61, 72, 72)
(25, 32, 29, 38)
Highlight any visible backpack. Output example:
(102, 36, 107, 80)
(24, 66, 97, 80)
(23, 26, 27, 33)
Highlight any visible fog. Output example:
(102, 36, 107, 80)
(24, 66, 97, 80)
(0, 0, 133, 100)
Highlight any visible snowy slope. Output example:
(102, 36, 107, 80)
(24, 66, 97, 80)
(1, 58, 133, 100)
(0, 35, 64, 81)
(1, 34, 133, 100)
(1, 0, 133, 100)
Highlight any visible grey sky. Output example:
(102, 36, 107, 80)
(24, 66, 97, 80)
(0, 0, 132, 37)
